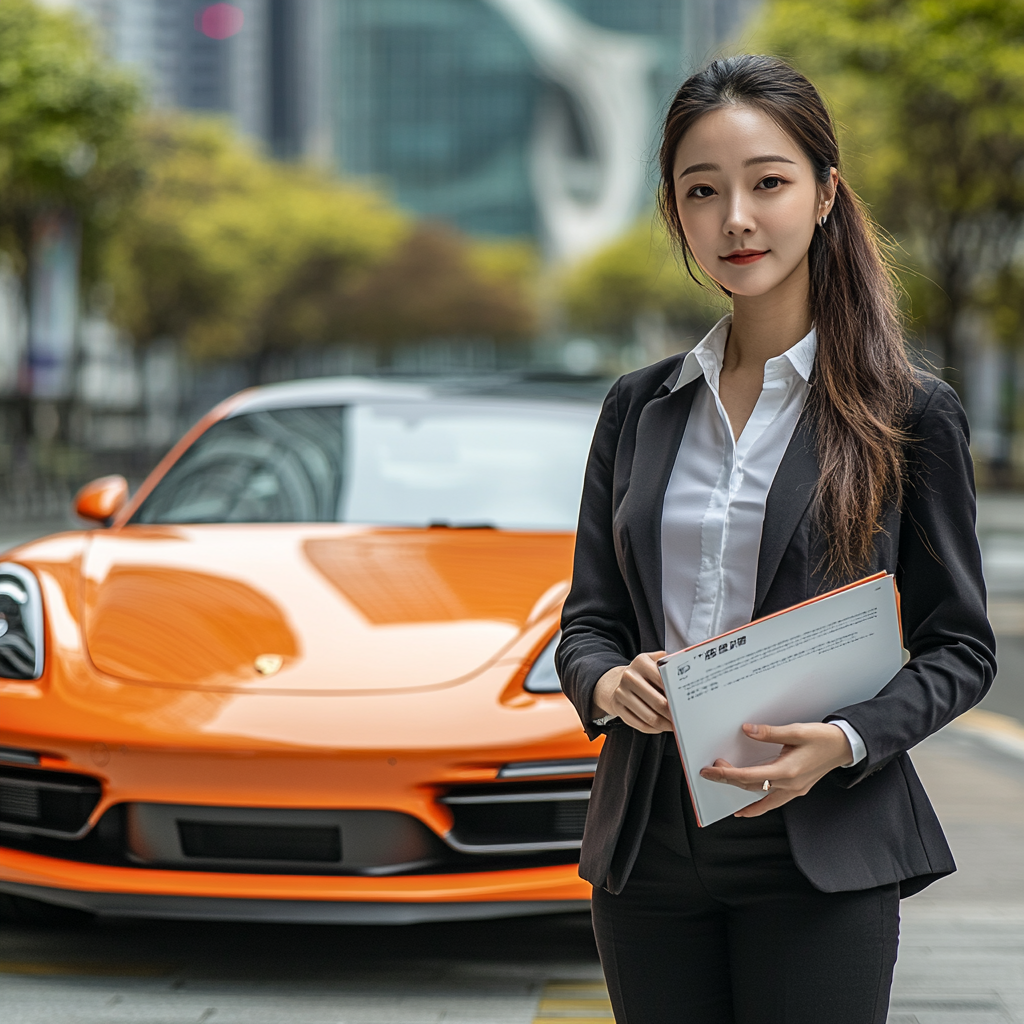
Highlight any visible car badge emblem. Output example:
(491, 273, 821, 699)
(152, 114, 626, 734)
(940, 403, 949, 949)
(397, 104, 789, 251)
(254, 653, 284, 676)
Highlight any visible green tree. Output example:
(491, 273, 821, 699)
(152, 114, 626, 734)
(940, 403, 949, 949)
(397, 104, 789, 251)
(750, 0, 1024, 383)
(344, 223, 538, 349)
(560, 217, 725, 348)
(260, 223, 537, 353)
(107, 114, 408, 360)
(0, 0, 141, 282)
(108, 115, 539, 363)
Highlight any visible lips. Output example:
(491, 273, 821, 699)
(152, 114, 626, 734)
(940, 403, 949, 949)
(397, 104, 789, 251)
(721, 249, 769, 265)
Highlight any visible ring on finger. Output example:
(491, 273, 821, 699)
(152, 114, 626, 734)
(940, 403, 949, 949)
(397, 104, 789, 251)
(762, 779, 771, 792)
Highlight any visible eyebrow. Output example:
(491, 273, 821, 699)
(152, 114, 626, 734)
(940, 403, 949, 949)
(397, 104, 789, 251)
(678, 154, 797, 178)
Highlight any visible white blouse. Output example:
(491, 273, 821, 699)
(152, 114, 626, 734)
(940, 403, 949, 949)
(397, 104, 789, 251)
(660, 316, 865, 765)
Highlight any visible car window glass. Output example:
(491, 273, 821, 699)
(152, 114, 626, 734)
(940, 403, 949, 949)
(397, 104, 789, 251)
(133, 407, 347, 524)
(341, 404, 594, 529)
(132, 401, 596, 530)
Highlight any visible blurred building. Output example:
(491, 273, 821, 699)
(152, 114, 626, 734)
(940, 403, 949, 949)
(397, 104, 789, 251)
(333, 0, 759, 258)
(69, 0, 755, 262)
(63, 1, 312, 148)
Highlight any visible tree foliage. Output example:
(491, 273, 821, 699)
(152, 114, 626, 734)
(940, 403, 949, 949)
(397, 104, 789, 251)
(749, 0, 1024, 376)
(107, 115, 406, 358)
(108, 115, 538, 359)
(560, 217, 725, 341)
(343, 224, 537, 347)
(0, 0, 141, 280)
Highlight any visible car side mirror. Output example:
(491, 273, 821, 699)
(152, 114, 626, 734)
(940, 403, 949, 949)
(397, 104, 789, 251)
(74, 475, 129, 524)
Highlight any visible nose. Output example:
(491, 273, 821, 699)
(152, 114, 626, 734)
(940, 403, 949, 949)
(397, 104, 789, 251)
(723, 190, 756, 237)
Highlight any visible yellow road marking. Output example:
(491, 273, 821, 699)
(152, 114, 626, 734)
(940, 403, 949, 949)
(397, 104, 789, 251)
(952, 708, 1024, 758)
(533, 980, 613, 1022)
(0, 960, 173, 977)
(540, 998, 613, 1010)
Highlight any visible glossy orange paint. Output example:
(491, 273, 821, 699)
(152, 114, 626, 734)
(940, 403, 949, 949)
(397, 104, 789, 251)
(0, 847, 588, 904)
(79, 526, 573, 693)
(0, 416, 601, 911)
(73, 475, 129, 523)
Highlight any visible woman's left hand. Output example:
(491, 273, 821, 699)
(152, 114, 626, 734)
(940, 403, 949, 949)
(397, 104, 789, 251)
(699, 722, 854, 817)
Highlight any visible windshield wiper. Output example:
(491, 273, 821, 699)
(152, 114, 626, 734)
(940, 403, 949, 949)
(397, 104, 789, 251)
(427, 520, 497, 529)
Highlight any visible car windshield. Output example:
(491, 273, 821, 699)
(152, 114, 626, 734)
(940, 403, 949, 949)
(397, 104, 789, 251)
(131, 400, 599, 530)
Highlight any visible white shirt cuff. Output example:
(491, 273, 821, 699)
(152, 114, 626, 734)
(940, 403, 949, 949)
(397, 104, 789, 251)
(830, 719, 867, 766)
(593, 714, 618, 726)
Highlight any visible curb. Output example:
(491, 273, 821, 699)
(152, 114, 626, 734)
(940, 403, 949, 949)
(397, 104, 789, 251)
(948, 709, 1024, 762)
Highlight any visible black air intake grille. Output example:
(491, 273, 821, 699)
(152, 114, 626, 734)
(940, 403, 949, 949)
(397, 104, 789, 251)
(0, 765, 101, 837)
(0, 784, 39, 820)
(177, 821, 342, 863)
(448, 799, 589, 846)
(442, 780, 592, 851)
(553, 799, 589, 837)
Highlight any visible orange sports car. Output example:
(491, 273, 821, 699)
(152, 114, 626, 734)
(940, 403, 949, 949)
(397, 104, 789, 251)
(0, 378, 605, 923)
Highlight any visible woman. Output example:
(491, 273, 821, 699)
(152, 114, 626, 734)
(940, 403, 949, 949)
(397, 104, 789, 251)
(556, 55, 995, 1024)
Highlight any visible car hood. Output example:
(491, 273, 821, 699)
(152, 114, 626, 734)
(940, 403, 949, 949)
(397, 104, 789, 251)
(80, 525, 573, 694)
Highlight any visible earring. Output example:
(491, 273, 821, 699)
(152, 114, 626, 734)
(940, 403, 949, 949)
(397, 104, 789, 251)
(819, 214, 828, 228)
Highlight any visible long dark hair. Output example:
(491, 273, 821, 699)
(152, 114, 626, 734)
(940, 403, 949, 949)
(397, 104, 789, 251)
(658, 54, 915, 580)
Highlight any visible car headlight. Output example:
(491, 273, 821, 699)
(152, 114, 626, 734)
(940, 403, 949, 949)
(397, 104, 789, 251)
(0, 564, 44, 680)
(523, 631, 561, 693)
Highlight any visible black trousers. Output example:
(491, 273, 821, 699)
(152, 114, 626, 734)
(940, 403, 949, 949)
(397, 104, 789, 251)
(591, 752, 900, 1024)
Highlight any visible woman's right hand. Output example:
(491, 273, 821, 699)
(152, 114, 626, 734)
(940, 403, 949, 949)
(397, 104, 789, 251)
(592, 652, 673, 733)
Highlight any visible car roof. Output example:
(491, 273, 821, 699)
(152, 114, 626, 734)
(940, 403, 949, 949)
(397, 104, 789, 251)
(226, 374, 610, 418)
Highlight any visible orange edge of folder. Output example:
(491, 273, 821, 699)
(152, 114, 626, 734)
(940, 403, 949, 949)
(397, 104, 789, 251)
(658, 571, 903, 827)
(657, 571, 898, 668)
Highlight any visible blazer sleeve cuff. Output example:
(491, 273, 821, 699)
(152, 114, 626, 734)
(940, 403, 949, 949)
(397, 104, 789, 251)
(824, 710, 896, 786)
(572, 652, 631, 741)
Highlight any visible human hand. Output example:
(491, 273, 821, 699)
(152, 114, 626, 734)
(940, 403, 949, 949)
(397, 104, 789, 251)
(699, 722, 854, 816)
(592, 652, 671, 733)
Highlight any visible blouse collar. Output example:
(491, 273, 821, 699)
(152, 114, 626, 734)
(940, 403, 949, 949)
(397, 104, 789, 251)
(671, 315, 817, 393)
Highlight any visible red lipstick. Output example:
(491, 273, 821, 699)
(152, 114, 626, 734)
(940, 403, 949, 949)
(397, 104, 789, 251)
(721, 249, 769, 265)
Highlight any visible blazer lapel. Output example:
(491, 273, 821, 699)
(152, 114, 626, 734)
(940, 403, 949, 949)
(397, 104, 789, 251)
(625, 376, 702, 648)
(754, 414, 819, 615)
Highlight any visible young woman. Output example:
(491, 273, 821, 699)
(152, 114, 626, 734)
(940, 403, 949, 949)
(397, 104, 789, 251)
(556, 55, 995, 1024)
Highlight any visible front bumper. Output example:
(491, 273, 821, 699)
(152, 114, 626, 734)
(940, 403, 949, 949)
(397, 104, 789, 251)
(0, 846, 591, 923)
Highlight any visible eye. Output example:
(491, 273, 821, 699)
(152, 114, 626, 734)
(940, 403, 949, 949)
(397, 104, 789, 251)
(687, 185, 716, 199)
(757, 176, 785, 190)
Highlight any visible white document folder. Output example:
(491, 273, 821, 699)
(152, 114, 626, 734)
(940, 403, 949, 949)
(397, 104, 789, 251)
(658, 573, 905, 827)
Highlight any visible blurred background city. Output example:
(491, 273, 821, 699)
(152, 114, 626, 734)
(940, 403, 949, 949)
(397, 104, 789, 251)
(2, 0, 742, 519)
(15, 0, 1024, 517)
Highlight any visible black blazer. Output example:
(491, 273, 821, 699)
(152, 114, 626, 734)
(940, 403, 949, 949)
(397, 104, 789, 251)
(556, 356, 996, 897)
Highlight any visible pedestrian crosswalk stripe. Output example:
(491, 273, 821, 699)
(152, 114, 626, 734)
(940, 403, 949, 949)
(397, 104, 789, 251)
(533, 980, 613, 1022)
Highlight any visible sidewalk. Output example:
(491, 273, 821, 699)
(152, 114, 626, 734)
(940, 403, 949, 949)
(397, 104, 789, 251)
(885, 720, 1024, 1024)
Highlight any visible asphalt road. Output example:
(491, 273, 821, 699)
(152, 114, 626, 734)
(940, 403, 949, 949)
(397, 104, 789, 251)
(0, 910, 604, 1024)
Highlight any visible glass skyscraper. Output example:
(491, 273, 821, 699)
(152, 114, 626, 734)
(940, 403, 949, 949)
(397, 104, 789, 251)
(333, 1, 538, 238)
(328, 0, 754, 259)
